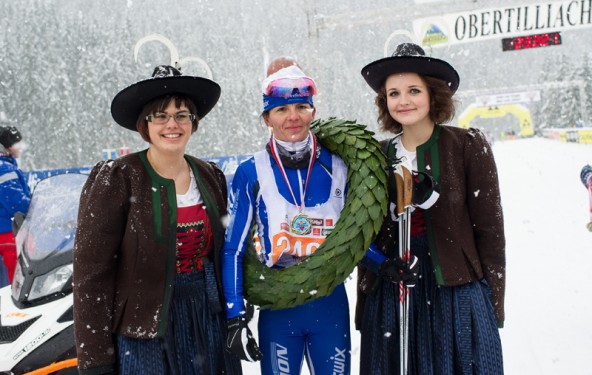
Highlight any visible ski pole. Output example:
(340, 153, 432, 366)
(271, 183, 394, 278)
(394, 160, 414, 375)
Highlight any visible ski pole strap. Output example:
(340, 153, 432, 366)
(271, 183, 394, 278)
(386, 138, 417, 214)
(385, 140, 405, 216)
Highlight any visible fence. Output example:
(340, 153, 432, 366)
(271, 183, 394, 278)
(541, 128, 592, 144)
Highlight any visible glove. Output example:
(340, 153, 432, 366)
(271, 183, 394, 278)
(387, 171, 440, 221)
(379, 255, 419, 287)
(226, 316, 263, 362)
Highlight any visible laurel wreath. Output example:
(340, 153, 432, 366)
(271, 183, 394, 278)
(243, 118, 388, 309)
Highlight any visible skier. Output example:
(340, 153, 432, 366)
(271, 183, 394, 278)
(0, 125, 30, 286)
(222, 57, 416, 375)
(356, 43, 505, 374)
(581, 164, 592, 188)
(581, 164, 592, 231)
(73, 65, 241, 374)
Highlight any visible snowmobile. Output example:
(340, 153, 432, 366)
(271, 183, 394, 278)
(0, 173, 88, 375)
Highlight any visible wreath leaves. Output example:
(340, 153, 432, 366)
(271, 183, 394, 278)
(243, 118, 387, 309)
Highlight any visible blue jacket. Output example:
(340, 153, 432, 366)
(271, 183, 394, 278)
(0, 154, 31, 233)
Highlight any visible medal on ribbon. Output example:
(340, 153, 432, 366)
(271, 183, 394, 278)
(291, 213, 312, 235)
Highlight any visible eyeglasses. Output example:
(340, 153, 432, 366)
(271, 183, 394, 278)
(146, 112, 196, 125)
(265, 77, 317, 99)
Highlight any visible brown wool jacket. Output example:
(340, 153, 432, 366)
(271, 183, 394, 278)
(356, 125, 506, 328)
(73, 150, 227, 374)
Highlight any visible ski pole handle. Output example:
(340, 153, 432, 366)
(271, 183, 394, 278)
(395, 168, 405, 216)
(401, 165, 413, 210)
(393, 162, 414, 215)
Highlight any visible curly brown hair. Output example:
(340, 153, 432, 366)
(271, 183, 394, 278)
(135, 96, 199, 143)
(375, 75, 456, 134)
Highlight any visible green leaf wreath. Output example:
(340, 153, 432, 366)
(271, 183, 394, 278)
(243, 118, 388, 309)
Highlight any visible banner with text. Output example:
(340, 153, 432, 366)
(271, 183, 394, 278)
(413, 0, 592, 47)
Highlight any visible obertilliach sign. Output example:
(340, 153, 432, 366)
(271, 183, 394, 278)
(412, 0, 592, 47)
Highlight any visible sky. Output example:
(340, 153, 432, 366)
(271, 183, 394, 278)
(242, 137, 592, 375)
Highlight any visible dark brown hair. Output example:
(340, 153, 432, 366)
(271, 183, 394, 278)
(375, 75, 456, 134)
(135, 95, 199, 143)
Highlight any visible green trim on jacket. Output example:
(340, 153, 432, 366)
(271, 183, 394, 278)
(138, 150, 178, 337)
(415, 125, 444, 285)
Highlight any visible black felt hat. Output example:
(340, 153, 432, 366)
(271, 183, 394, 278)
(361, 43, 460, 94)
(111, 65, 221, 131)
(0, 126, 22, 149)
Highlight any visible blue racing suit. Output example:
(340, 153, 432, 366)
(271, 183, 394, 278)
(222, 145, 386, 375)
(0, 153, 30, 284)
(0, 154, 30, 232)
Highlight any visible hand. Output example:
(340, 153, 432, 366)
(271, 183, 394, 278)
(379, 255, 419, 287)
(226, 316, 263, 362)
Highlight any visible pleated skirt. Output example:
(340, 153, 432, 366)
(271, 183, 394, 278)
(116, 270, 242, 375)
(360, 236, 504, 375)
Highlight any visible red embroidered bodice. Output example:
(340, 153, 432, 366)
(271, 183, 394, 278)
(176, 203, 212, 273)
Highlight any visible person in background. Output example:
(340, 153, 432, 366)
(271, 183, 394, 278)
(73, 65, 241, 374)
(581, 164, 592, 188)
(221, 57, 412, 375)
(581, 164, 592, 231)
(356, 43, 505, 374)
(0, 125, 30, 285)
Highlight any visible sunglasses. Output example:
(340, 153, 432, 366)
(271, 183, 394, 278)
(265, 77, 317, 99)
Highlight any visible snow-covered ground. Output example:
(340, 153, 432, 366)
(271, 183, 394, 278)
(495, 138, 592, 375)
(244, 137, 592, 375)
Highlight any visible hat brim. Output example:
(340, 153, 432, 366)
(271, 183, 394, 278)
(361, 56, 460, 94)
(111, 76, 221, 131)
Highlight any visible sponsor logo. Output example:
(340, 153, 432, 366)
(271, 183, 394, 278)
(13, 329, 51, 361)
(332, 347, 348, 375)
(335, 188, 342, 197)
(272, 343, 290, 375)
(310, 218, 323, 226)
(322, 228, 333, 236)
(325, 218, 334, 227)
(421, 23, 448, 47)
(313, 228, 321, 236)
(280, 222, 290, 231)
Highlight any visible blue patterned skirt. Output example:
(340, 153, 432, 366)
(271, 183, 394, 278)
(360, 236, 503, 374)
(116, 270, 242, 374)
